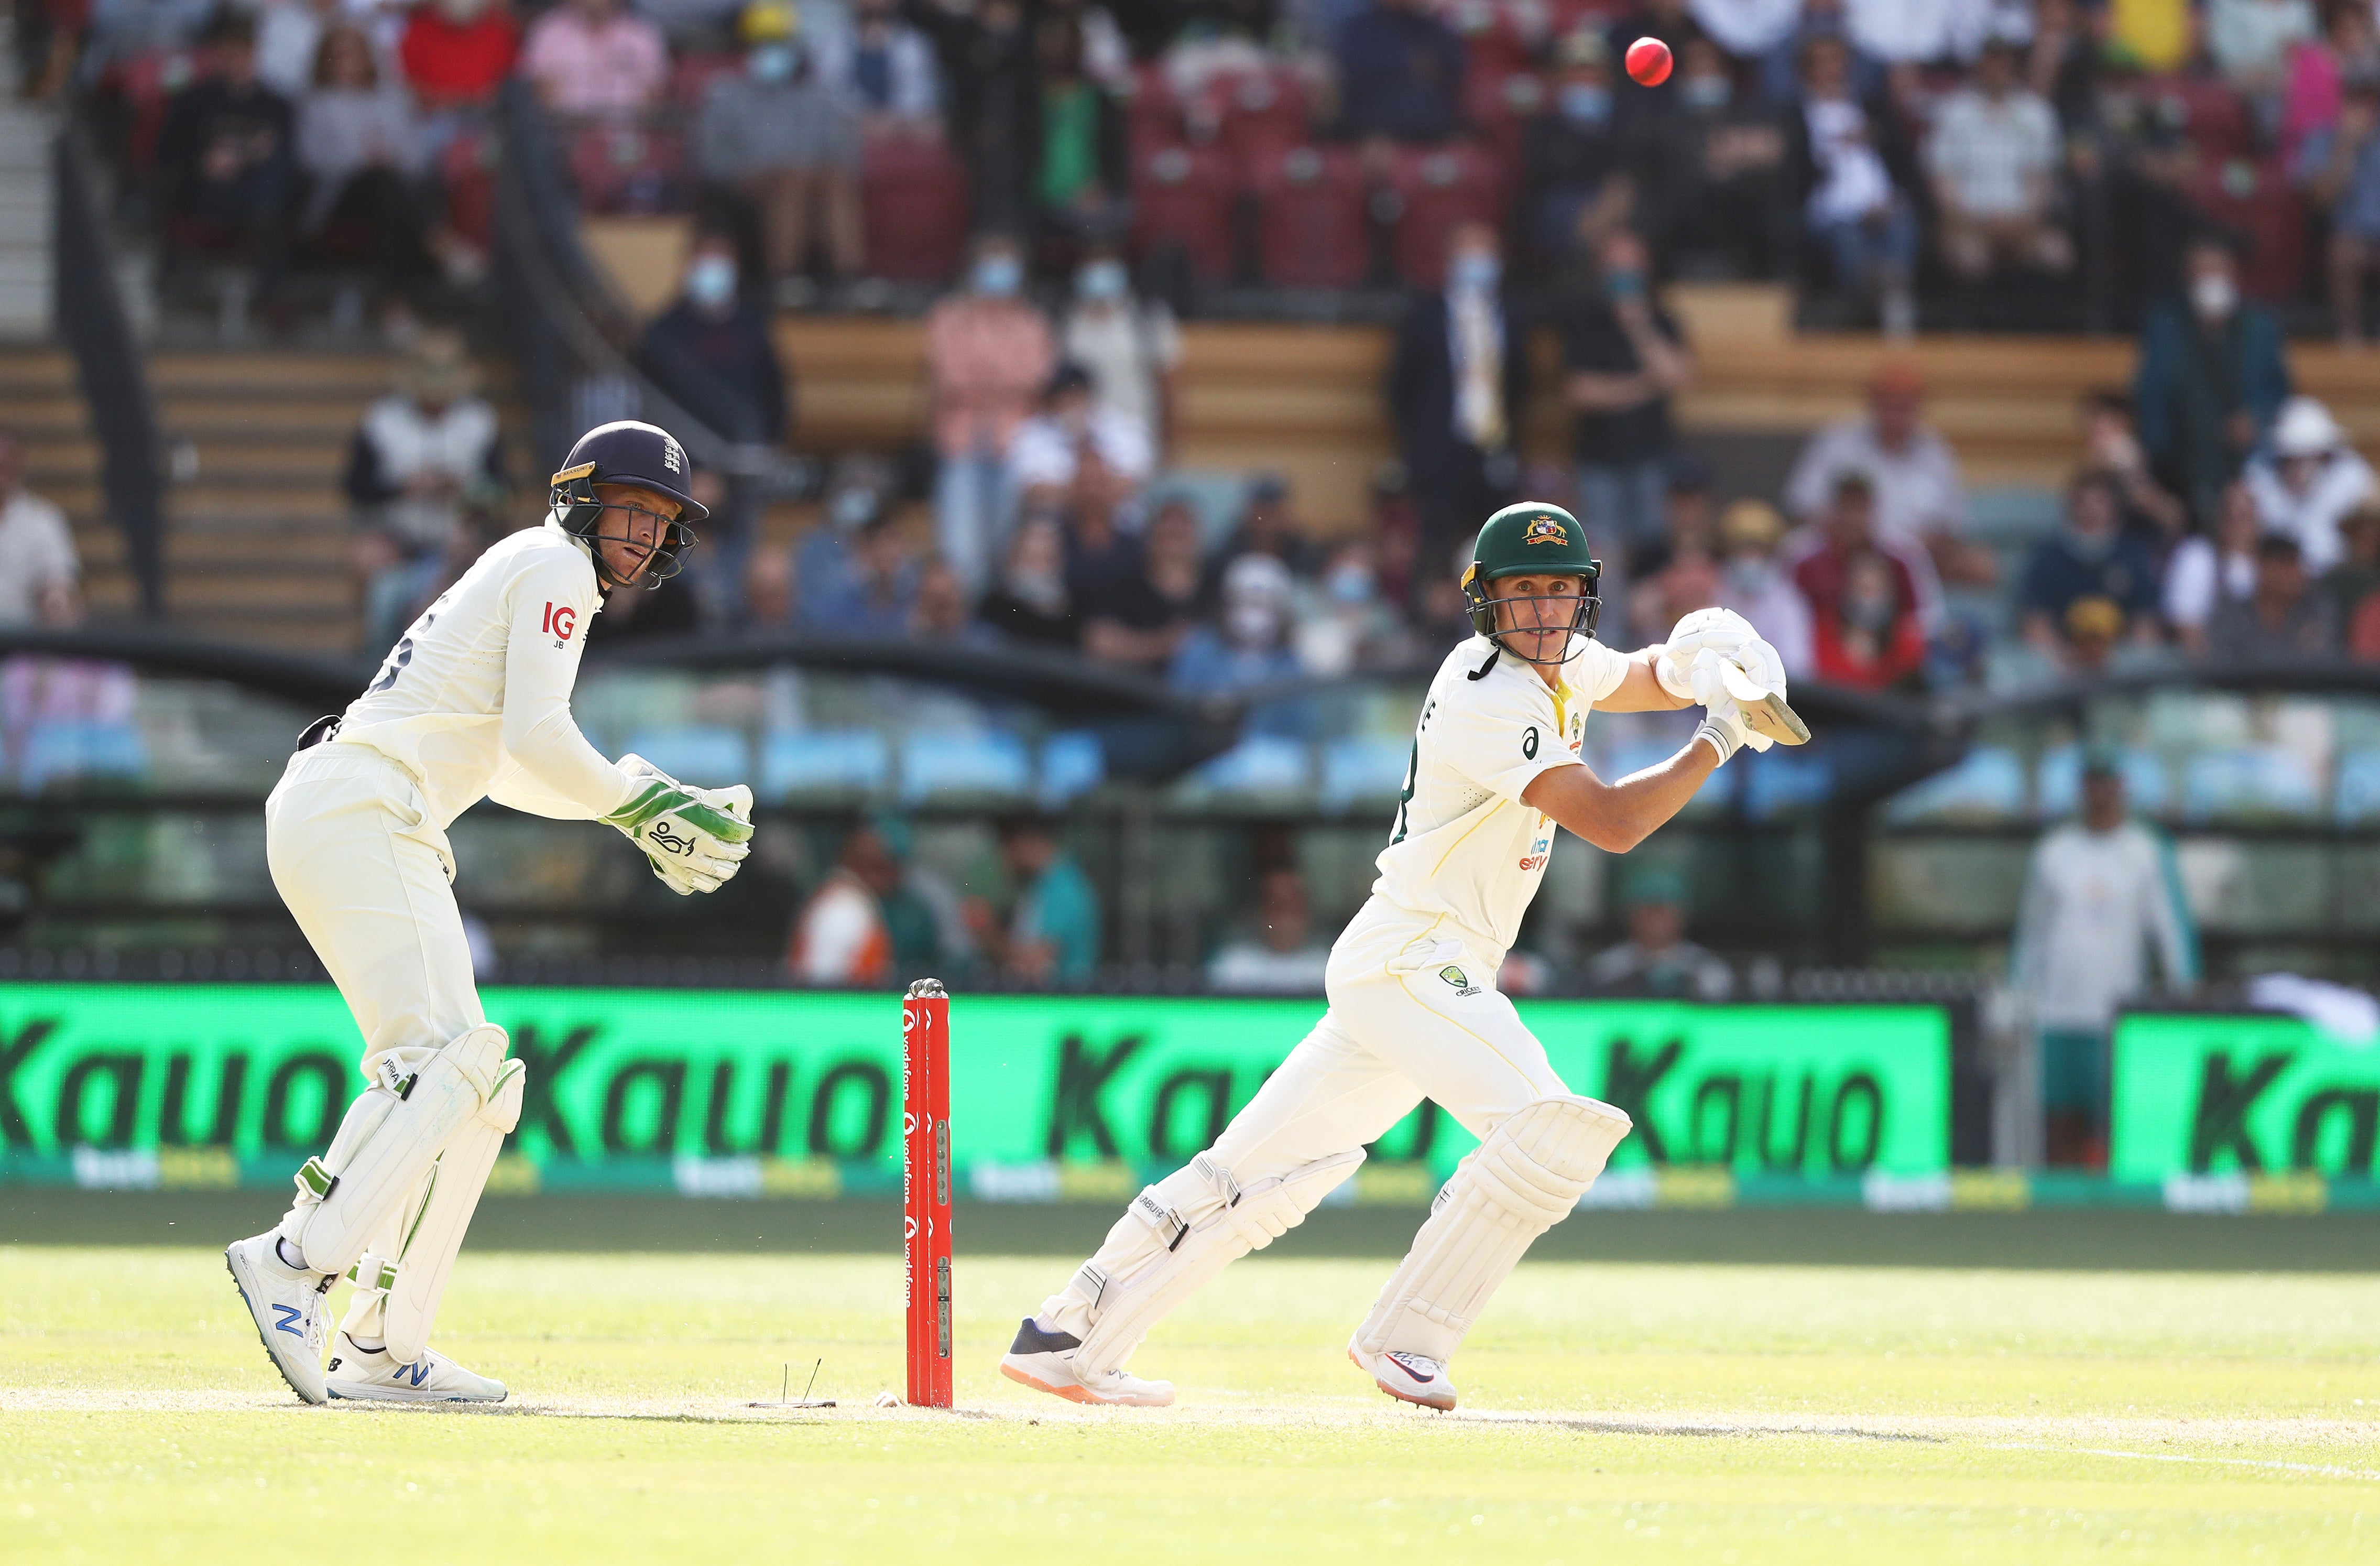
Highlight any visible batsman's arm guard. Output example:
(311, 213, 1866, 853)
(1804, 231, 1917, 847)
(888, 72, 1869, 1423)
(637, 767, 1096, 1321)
(1353, 1095, 1631, 1364)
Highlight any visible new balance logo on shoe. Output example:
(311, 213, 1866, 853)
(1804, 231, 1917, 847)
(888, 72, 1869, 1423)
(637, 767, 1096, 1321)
(272, 1304, 304, 1336)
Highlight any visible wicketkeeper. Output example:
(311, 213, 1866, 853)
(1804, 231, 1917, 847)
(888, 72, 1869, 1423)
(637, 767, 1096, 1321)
(226, 421, 758, 1404)
(1001, 502, 1799, 1410)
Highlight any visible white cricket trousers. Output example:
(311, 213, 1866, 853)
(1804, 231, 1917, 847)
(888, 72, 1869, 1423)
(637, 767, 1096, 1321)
(265, 742, 484, 1077)
(1038, 897, 1571, 1333)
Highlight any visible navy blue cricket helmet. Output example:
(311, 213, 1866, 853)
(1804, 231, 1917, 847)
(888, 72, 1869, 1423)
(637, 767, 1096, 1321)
(549, 420, 708, 589)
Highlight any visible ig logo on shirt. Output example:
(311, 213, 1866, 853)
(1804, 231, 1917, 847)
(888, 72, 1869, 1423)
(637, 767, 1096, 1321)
(542, 601, 577, 647)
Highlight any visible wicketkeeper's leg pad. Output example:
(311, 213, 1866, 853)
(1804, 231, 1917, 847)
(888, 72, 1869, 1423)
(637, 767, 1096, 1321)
(1352, 1095, 1631, 1364)
(336, 1060, 525, 1363)
(1072, 1147, 1366, 1375)
(277, 1024, 511, 1282)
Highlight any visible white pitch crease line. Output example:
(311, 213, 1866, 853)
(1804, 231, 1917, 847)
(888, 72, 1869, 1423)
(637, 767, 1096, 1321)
(1979, 1442, 2380, 1483)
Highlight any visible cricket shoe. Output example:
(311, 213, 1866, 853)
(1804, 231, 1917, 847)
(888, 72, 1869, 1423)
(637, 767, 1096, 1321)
(325, 1332, 508, 1404)
(998, 1318, 1175, 1406)
(225, 1231, 332, 1405)
(1349, 1341, 1457, 1411)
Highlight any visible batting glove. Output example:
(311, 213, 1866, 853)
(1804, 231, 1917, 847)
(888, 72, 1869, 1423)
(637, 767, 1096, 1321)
(1689, 649, 1767, 762)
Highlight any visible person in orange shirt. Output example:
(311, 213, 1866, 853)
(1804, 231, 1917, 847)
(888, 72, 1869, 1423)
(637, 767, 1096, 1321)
(788, 820, 903, 983)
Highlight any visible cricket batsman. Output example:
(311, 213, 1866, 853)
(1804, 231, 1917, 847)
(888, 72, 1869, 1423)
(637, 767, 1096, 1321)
(225, 421, 756, 1405)
(1000, 502, 1800, 1411)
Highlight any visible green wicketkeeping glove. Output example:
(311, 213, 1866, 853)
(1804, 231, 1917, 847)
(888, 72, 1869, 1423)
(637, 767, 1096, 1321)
(605, 755, 755, 895)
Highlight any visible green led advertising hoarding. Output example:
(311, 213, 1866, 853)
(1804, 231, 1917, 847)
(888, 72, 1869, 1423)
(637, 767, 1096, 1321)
(0, 985, 1950, 1182)
(2113, 1012, 2380, 1183)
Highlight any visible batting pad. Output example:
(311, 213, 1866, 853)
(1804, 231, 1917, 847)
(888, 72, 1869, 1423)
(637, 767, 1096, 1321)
(1353, 1095, 1631, 1363)
(1073, 1147, 1367, 1375)
(340, 1061, 525, 1364)
(278, 1024, 511, 1281)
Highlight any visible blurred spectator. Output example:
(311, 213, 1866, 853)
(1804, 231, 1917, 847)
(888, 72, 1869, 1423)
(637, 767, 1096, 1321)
(908, 0, 1034, 227)
(974, 815, 1099, 985)
(1522, 30, 1636, 269)
(2164, 479, 2264, 656)
(815, 0, 942, 133)
(400, 0, 522, 118)
(2299, 69, 2380, 345)
(928, 234, 1054, 596)
(80, 0, 216, 85)
(1206, 473, 1325, 592)
(297, 24, 438, 325)
(2019, 471, 2161, 668)
(1786, 30, 1918, 335)
(520, 0, 667, 114)
(1061, 242, 1179, 458)
(1792, 470, 1929, 689)
(787, 818, 963, 982)
(1630, 535, 1721, 647)
(910, 557, 997, 644)
(1061, 479, 1139, 599)
(1170, 553, 1308, 735)
(1009, 362, 1154, 505)
(2012, 749, 2198, 1166)
(1393, 222, 1524, 564)
(2057, 594, 2127, 676)
(1713, 498, 1814, 678)
(1336, 0, 1465, 145)
(2283, 1, 2378, 166)
(1297, 542, 1413, 677)
(158, 12, 296, 306)
(795, 464, 919, 634)
(1563, 228, 1692, 567)
(642, 234, 791, 445)
(1207, 865, 1330, 994)
(2322, 502, 2380, 654)
(1842, 0, 2004, 62)
(1585, 865, 1732, 1000)
(255, 0, 340, 99)
(1781, 464, 1944, 629)
(977, 514, 1082, 648)
(2135, 238, 2290, 528)
(1024, 13, 1129, 254)
(2027, 0, 2103, 131)
(1686, 0, 1804, 58)
(1643, 33, 1789, 279)
(2108, 0, 2193, 71)
(2078, 389, 2188, 549)
(2204, 532, 2339, 661)
(697, 2, 865, 290)
(1785, 360, 1984, 585)
(0, 435, 80, 628)
(2244, 396, 2375, 572)
(2208, 0, 2318, 96)
(1925, 35, 2071, 284)
(345, 332, 503, 651)
(1083, 498, 1202, 672)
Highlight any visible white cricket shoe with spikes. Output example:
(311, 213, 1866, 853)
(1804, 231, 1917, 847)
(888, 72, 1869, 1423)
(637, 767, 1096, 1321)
(998, 1318, 1175, 1406)
(225, 1230, 332, 1405)
(325, 1332, 508, 1403)
(1350, 1340, 1457, 1411)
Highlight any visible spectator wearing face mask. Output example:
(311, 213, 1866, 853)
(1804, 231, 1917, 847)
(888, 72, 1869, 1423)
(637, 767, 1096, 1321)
(1784, 361, 1991, 587)
(813, 0, 942, 135)
(1789, 467, 1939, 663)
(1786, 30, 1918, 336)
(2204, 531, 2339, 662)
(1522, 30, 1635, 271)
(1809, 543, 1925, 689)
(1060, 243, 1178, 460)
(641, 235, 790, 448)
(1713, 498, 1814, 678)
(1205, 473, 1326, 597)
(1008, 362, 1154, 513)
(1297, 542, 1412, 677)
(978, 513, 1083, 649)
(2135, 237, 2290, 529)
(2165, 479, 2264, 657)
(1644, 33, 1789, 279)
(928, 233, 1055, 596)
(2019, 470, 2163, 670)
(697, 2, 865, 290)
(1392, 222, 1526, 566)
(520, 0, 667, 113)
(1170, 551, 1312, 735)
(1562, 228, 1693, 568)
(2243, 396, 2376, 573)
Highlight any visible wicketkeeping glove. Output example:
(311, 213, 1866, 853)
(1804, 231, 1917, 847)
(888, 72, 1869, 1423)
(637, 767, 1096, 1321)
(606, 754, 755, 895)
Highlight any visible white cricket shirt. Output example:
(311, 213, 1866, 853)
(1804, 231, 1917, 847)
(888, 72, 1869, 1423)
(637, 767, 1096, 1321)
(1369, 633, 1630, 954)
(332, 518, 634, 831)
(2010, 818, 2199, 1030)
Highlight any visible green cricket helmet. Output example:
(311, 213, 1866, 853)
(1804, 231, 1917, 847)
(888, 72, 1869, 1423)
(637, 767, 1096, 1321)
(1460, 501, 1602, 664)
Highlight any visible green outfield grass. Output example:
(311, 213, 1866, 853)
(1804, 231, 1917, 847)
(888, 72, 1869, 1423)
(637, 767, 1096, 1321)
(5, 1244, 2378, 1564)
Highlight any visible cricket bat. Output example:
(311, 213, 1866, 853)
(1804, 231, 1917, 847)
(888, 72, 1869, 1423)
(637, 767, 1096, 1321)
(1717, 662, 1811, 746)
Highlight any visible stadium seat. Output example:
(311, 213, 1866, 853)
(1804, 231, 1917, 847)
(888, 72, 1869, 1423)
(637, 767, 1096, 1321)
(437, 127, 498, 252)
(1381, 143, 1506, 289)
(1191, 735, 1312, 797)
(1318, 735, 1412, 811)
(1251, 145, 1368, 289)
(2181, 746, 2324, 822)
(17, 720, 149, 793)
(624, 726, 751, 788)
(759, 727, 890, 799)
(1881, 745, 2028, 823)
(2035, 744, 2171, 818)
(1125, 63, 1187, 161)
(1965, 487, 2062, 547)
(2149, 73, 2251, 161)
(1039, 730, 1107, 807)
(2335, 748, 2380, 824)
(2188, 158, 2305, 303)
(861, 134, 970, 282)
(1130, 143, 1238, 286)
(900, 731, 1032, 803)
(671, 52, 743, 105)
(105, 49, 198, 177)
(1211, 66, 1311, 182)
(566, 121, 687, 214)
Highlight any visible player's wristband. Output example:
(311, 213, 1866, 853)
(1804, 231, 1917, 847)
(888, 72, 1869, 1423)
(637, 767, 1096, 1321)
(1694, 721, 1739, 766)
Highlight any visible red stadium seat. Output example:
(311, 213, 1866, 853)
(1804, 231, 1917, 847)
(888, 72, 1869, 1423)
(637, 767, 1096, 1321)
(672, 52, 745, 106)
(1130, 142, 1237, 285)
(439, 127, 497, 251)
(1251, 145, 1369, 289)
(106, 48, 199, 176)
(1212, 66, 1312, 186)
(1126, 63, 1188, 162)
(1464, 66, 1543, 176)
(1382, 142, 1507, 289)
(2189, 157, 2307, 303)
(565, 119, 686, 214)
(861, 133, 970, 281)
(2149, 73, 2251, 161)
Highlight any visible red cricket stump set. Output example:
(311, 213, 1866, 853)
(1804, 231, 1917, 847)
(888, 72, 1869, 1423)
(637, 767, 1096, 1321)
(903, 979, 954, 1407)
